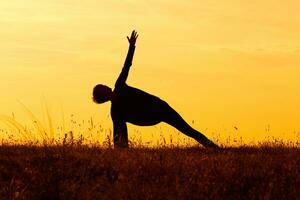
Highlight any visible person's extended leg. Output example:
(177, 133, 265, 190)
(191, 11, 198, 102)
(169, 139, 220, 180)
(113, 120, 128, 148)
(162, 105, 219, 148)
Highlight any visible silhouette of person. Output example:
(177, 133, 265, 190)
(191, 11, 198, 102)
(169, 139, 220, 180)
(93, 30, 219, 148)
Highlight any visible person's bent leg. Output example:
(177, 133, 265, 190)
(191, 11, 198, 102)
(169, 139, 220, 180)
(162, 105, 219, 148)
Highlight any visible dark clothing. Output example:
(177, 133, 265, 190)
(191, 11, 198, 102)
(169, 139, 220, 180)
(110, 43, 218, 148)
(112, 84, 168, 126)
(111, 84, 218, 148)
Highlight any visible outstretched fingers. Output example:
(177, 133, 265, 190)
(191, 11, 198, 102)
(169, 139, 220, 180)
(127, 30, 138, 45)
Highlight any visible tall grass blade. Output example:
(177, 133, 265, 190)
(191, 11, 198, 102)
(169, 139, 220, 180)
(44, 102, 54, 140)
(18, 101, 48, 140)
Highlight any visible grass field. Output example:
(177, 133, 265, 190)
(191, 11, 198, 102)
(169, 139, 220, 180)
(0, 144, 299, 200)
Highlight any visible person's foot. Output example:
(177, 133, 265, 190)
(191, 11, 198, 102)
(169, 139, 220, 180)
(203, 140, 220, 149)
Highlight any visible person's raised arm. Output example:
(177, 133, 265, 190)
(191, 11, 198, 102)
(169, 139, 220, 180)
(115, 30, 138, 87)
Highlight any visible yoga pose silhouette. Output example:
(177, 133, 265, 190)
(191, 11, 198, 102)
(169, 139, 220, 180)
(93, 30, 218, 148)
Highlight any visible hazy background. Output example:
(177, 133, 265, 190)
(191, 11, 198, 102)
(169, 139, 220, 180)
(1, 0, 300, 144)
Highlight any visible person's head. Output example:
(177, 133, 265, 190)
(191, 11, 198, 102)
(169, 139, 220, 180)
(93, 84, 113, 104)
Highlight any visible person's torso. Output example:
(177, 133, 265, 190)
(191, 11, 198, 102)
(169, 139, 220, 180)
(111, 84, 168, 126)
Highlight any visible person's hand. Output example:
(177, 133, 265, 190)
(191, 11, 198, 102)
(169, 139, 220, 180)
(127, 30, 138, 46)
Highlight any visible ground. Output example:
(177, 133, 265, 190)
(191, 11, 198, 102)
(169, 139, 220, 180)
(0, 145, 299, 200)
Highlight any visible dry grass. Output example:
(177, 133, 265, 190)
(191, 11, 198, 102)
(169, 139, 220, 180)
(0, 144, 299, 200)
(0, 108, 299, 199)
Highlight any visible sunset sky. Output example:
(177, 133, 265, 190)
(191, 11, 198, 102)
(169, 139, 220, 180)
(0, 0, 300, 144)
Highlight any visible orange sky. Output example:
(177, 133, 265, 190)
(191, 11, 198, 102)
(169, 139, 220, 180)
(0, 0, 300, 145)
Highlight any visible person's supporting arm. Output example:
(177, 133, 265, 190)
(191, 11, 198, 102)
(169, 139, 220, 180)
(115, 30, 138, 87)
(113, 120, 128, 148)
